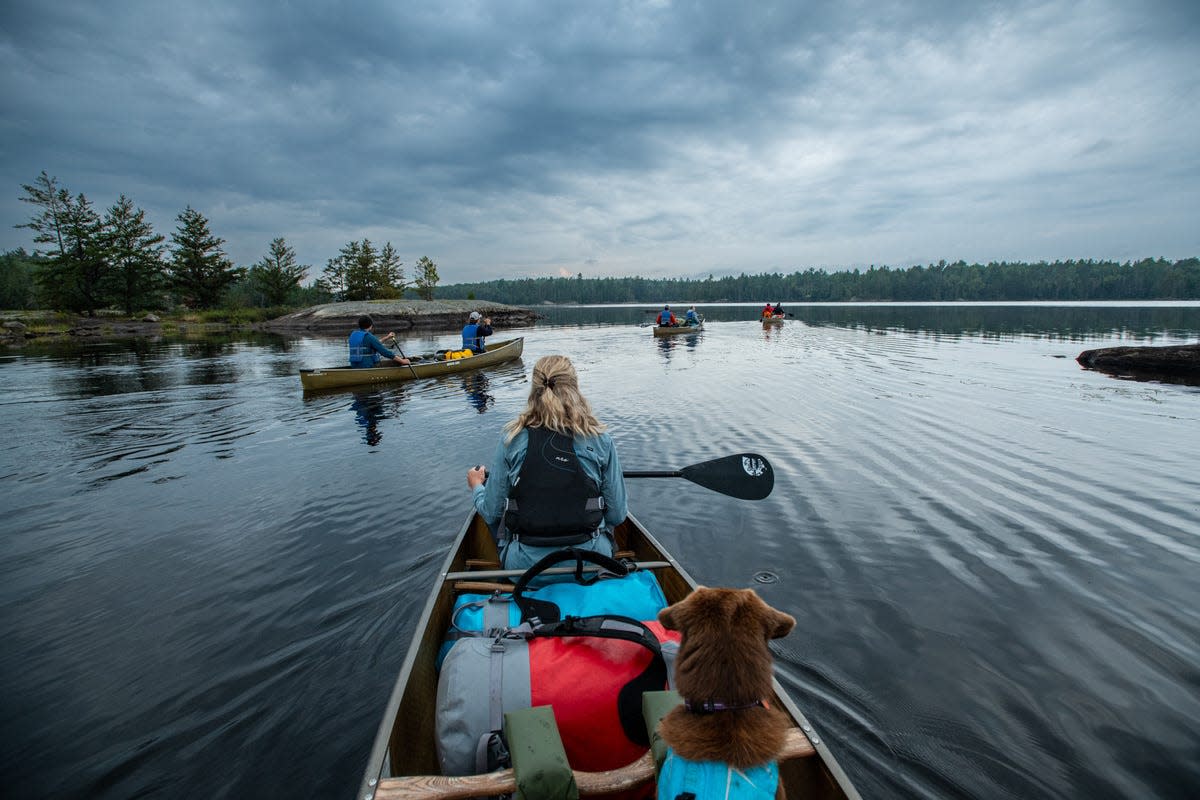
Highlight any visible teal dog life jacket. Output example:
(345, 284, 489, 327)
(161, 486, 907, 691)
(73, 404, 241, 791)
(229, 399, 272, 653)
(658, 748, 779, 800)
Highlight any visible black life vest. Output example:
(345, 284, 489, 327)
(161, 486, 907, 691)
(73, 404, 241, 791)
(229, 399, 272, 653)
(504, 427, 605, 545)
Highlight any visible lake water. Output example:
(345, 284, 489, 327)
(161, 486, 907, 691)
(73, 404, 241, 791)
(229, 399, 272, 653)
(2, 303, 1198, 799)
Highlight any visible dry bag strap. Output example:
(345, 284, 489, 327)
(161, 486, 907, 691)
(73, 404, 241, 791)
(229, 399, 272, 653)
(476, 639, 511, 773)
(512, 547, 630, 624)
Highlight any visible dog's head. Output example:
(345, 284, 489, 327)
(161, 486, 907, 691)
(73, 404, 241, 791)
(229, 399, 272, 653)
(659, 586, 795, 642)
(658, 587, 796, 703)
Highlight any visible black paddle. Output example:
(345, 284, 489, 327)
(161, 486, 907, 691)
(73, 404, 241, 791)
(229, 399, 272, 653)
(624, 453, 774, 500)
(384, 333, 421, 379)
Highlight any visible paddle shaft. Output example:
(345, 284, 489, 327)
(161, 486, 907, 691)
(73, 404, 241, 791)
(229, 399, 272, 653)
(391, 341, 421, 379)
(623, 470, 683, 478)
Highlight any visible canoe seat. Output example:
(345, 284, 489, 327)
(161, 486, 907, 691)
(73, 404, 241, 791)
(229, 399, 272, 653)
(465, 559, 501, 570)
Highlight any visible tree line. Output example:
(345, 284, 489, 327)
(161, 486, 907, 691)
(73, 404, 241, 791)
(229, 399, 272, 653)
(438, 258, 1200, 305)
(3, 172, 441, 313)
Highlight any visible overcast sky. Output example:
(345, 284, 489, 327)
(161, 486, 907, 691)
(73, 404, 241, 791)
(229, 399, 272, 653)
(2, 0, 1197, 284)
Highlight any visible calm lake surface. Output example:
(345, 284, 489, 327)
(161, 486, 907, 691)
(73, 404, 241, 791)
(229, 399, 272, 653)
(2, 302, 1198, 799)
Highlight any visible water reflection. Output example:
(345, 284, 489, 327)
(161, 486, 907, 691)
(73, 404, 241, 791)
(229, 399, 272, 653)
(349, 388, 406, 446)
(461, 372, 494, 413)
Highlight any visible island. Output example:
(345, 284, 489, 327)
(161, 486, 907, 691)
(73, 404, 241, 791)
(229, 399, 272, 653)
(261, 300, 539, 334)
(1, 300, 539, 344)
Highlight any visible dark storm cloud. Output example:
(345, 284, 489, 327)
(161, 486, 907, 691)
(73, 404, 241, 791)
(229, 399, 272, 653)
(2, 0, 1197, 280)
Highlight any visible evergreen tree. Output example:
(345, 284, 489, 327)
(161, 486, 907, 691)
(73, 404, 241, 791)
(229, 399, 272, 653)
(248, 237, 308, 306)
(344, 239, 378, 301)
(0, 248, 39, 309)
(18, 173, 108, 314)
(377, 242, 405, 299)
(168, 206, 243, 308)
(319, 239, 407, 300)
(414, 255, 439, 300)
(101, 195, 166, 315)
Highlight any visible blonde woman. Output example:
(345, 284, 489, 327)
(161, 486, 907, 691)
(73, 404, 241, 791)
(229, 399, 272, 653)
(466, 355, 628, 571)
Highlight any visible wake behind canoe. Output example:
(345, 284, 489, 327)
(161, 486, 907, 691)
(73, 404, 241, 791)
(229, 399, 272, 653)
(299, 337, 524, 390)
(358, 510, 861, 800)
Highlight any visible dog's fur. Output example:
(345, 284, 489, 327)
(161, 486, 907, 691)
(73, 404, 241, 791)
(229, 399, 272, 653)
(657, 587, 796, 773)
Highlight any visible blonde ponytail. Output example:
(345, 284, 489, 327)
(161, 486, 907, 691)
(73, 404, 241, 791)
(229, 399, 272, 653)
(504, 355, 606, 442)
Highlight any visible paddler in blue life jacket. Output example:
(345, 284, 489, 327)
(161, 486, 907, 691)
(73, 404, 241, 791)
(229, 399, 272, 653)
(657, 305, 677, 326)
(347, 315, 411, 368)
(466, 354, 628, 572)
(684, 305, 700, 326)
(461, 311, 493, 353)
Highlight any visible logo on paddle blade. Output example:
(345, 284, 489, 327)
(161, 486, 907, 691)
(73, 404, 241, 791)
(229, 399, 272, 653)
(742, 456, 766, 477)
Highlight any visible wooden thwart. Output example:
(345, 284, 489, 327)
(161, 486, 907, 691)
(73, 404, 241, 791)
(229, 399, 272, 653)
(373, 727, 816, 800)
(452, 581, 514, 593)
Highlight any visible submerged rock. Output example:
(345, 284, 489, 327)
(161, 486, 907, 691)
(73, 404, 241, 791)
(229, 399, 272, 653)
(1076, 343, 1200, 385)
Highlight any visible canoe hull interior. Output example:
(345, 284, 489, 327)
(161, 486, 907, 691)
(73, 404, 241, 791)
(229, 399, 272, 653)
(358, 511, 861, 800)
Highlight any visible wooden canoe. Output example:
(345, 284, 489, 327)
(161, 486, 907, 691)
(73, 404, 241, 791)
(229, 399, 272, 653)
(652, 322, 704, 337)
(299, 337, 524, 390)
(762, 315, 785, 326)
(358, 510, 862, 800)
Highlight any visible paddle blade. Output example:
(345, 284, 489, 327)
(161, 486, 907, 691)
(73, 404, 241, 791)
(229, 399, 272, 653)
(679, 453, 774, 500)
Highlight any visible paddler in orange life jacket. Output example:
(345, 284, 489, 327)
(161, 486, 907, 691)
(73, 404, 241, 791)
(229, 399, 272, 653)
(466, 355, 628, 572)
(461, 311, 493, 353)
(762, 302, 774, 319)
(657, 305, 677, 326)
(347, 315, 411, 368)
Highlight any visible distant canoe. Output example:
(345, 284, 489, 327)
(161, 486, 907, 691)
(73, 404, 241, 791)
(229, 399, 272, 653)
(762, 315, 785, 326)
(653, 322, 704, 337)
(299, 337, 524, 390)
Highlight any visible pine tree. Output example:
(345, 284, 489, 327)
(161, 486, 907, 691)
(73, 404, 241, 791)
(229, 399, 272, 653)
(102, 195, 166, 315)
(343, 239, 378, 301)
(168, 206, 243, 308)
(248, 237, 308, 306)
(376, 242, 406, 299)
(414, 256, 439, 300)
(18, 172, 108, 314)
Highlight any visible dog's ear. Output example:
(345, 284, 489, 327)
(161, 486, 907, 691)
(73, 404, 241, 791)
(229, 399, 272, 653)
(658, 601, 686, 631)
(765, 606, 796, 639)
(658, 585, 707, 631)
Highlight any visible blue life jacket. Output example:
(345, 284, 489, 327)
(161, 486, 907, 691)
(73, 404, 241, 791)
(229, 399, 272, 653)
(685, 311, 699, 325)
(458, 323, 477, 352)
(658, 750, 779, 800)
(462, 323, 486, 353)
(348, 329, 379, 367)
(658, 310, 672, 325)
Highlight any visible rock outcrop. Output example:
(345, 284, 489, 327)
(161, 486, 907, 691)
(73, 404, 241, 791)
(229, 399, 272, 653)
(260, 300, 539, 334)
(1076, 343, 1200, 385)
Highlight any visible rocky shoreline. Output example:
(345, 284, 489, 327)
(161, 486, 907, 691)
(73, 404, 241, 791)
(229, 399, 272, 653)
(1077, 343, 1200, 385)
(258, 300, 539, 334)
(2, 300, 540, 345)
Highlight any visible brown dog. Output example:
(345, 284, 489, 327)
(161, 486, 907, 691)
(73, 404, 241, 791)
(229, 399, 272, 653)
(657, 587, 796, 797)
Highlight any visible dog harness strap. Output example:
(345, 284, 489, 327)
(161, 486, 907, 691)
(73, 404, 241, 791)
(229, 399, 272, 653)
(683, 699, 768, 713)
